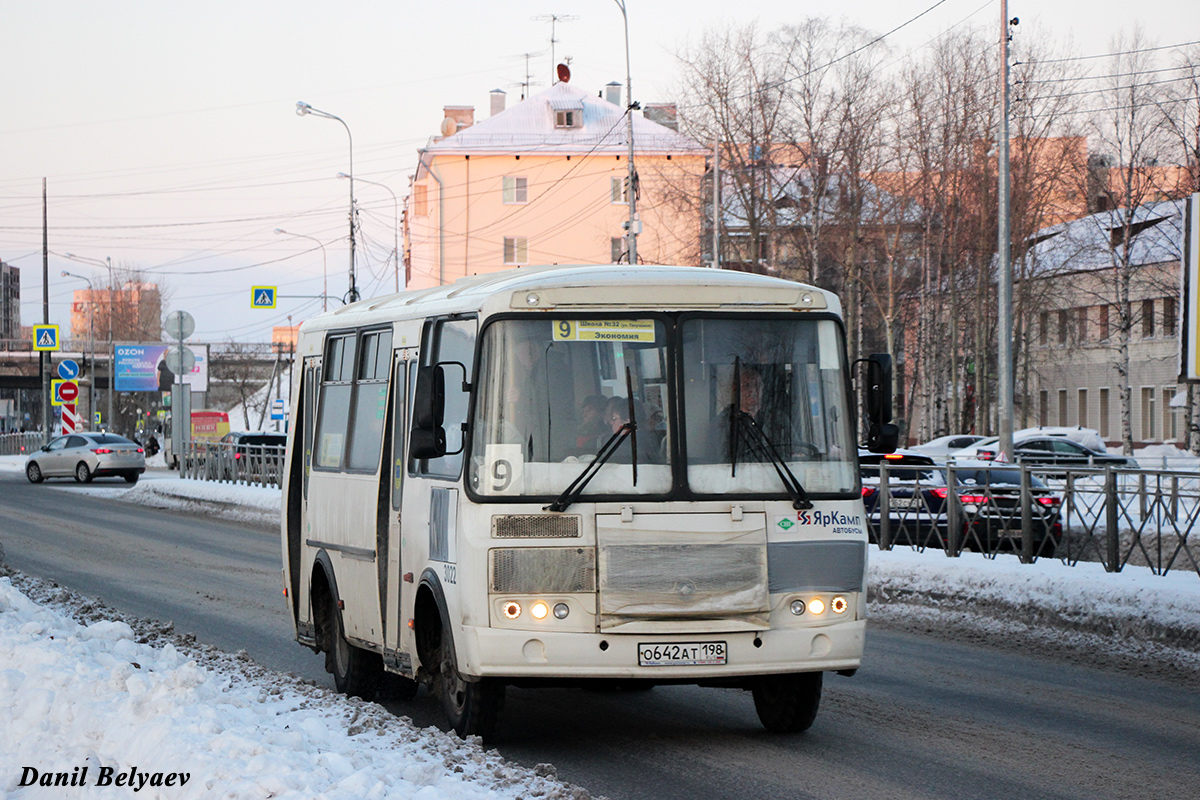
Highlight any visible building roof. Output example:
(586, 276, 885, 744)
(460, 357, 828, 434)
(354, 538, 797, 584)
(1023, 199, 1185, 275)
(421, 81, 705, 157)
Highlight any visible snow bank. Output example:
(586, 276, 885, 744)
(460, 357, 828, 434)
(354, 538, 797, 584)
(0, 578, 589, 800)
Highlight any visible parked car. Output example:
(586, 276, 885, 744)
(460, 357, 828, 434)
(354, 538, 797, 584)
(860, 450, 948, 548)
(909, 434, 988, 459)
(958, 436, 1136, 472)
(218, 431, 287, 482)
(952, 465, 1063, 558)
(25, 432, 145, 484)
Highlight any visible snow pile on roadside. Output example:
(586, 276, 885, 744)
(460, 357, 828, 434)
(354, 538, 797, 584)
(109, 478, 281, 529)
(0, 578, 590, 800)
(870, 547, 1200, 659)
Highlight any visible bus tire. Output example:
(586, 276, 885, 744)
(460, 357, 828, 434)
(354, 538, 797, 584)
(325, 596, 381, 700)
(751, 671, 822, 733)
(439, 634, 504, 739)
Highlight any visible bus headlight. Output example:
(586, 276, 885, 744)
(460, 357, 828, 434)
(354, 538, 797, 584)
(502, 601, 522, 619)
(790, 599, 805, 616)
(531, 601, 549, 620)
(807, 598, 826, 616)
(553, 603, 570, 619)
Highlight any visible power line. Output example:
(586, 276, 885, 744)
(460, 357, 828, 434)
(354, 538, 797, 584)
(1021, 38, 1200, 66)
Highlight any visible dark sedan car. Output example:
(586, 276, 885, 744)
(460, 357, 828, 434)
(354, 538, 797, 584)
(860, 450, 948, 549)
(953, 466, 1063, 558)
(218, 431, 286, 483)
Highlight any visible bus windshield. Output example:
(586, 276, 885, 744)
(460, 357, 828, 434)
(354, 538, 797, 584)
(468, 315, 856, 500)
(470, 318, 672, 498)
(681, 317, 856, 496)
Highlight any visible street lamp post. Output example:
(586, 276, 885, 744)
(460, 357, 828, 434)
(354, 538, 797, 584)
(613, 0, 638, 265)
(59, 270, 96, 429)
(274, 229, 329, 311)
(296, 101, 359, 303)
(340, 173, 400, 293)
(64, 253, 113, 428)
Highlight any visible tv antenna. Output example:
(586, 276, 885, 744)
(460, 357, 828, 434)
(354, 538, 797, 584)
(532, 14, 579, 82)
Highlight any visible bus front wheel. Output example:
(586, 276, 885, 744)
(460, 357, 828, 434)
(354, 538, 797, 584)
(439, 636, 504, 739)
(325, 597, 381, 700)
(751, 671, 822, 733)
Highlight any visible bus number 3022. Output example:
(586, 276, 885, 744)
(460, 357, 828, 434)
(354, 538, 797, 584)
(443, 564, 457, 584)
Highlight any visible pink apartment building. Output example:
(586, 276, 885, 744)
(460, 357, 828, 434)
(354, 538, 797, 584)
(404, 78, 708, 289)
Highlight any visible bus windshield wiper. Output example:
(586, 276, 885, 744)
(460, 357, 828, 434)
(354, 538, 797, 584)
(737, 412, 813, 510)
(545, 367, 639, 513)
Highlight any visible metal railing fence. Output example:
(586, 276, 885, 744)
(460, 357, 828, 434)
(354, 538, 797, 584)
(863, 462, 1199, 578)
(0, 432, 44, 456)
(180, 439, 285, 489)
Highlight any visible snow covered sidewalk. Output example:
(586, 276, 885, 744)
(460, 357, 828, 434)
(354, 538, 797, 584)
(0, 576, 589, 800)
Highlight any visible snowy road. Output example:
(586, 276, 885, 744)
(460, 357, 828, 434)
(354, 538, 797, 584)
(2, 466, 1200, 799)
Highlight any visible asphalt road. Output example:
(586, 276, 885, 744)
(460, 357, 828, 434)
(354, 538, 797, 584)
(2, 469, 1198, 800)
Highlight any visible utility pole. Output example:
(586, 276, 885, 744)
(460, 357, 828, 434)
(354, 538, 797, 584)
(615, 0, 639, 266)
(41, 179, 51, 444)
(997, 3, 1015, 458)
(712, 137, 721, 269)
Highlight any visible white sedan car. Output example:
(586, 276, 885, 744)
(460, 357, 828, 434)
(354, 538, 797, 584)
(25, 432, 146, 484)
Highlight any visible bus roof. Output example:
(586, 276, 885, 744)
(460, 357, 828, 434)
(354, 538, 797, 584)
(299, 265, 841, 337)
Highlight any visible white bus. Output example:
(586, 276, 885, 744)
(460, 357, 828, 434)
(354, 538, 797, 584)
(281, 265, 897, 738)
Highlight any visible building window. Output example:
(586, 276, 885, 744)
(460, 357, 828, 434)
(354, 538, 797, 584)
(1099, 388, 1110, 439)
(611, 177, 628, 205)
(1098, 305, 1109, 340)
(503, 236, 528, 265)
(1164, 297, 1177, 336)
(413, 184, 428, 217)
(502, 176, 528, 204)
(611, 237, 625, 263)
(1039, 312, 1049, 346)
(1078, 388, 1088, 429)
(1141, 387, 1156, 441)
(1077, 307, 1087, 342)
(1058, 389, 1068, 426)
(1142, 299, 1155, 337)
(1057, 310, 1068, 345)
(1164, 387, 1178, 440)
(555, 109, 580, 128)
(1039, 390, 1048, 426)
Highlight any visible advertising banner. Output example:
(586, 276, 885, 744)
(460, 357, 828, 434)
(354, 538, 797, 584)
(114, 343, 209, 392)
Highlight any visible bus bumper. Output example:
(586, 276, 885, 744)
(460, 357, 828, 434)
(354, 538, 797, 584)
(456, 620, 865, 680)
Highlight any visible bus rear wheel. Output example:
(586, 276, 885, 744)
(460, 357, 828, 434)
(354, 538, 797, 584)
(325, 597, 381, 700)
(752, 671, 822, 733)
(439, 635, 504, 739)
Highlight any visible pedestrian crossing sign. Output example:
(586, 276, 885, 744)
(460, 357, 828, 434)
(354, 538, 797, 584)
(252, 286, 277, 309)
(33, 324, 60, 351)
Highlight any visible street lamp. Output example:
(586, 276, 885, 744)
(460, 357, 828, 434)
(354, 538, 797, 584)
(274, 229, 329, 312)
(339, 173, 400, 293)
(296, 101, 359, 303)
(60, 270, 96, 429)
(63, 252, 114, 428)
(613, 0, 639, 265)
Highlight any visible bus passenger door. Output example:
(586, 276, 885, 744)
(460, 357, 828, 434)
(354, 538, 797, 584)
(384, 349, 415, 673)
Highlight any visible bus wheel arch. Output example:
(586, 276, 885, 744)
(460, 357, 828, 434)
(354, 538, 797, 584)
(310, 555, 381, 699)
(416, 570, 505, 739)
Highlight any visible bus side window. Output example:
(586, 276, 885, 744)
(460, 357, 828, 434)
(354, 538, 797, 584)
(314, 334, 356, 470)
(391, 358, 408, 509)
(415, 317, 476, 479)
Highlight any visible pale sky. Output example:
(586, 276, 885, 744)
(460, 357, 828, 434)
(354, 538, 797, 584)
(2, 0, 1197, 342)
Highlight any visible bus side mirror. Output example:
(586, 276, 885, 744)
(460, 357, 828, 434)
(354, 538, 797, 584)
(410, 365, 447, 459)
(865, 353, 899, 454)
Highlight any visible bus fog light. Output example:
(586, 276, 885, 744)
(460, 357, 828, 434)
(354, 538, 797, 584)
(553, 603, 570, 619)
(831, 596, 848, 614)
(531, 601, 549, 620)
(807, 598, 826, 615)
(790, 599, 805, 616)
(502, 601, 522, 619)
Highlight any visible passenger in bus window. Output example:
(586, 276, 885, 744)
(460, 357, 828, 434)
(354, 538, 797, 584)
(698, 366, 765, 464)
(573, 394, 608, 454)
(601, 396, 663, 463)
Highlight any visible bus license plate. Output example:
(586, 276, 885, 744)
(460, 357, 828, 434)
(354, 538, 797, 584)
(638, 641, 727, 667)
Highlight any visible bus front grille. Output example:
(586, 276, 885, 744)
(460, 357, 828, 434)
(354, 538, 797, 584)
(492, 514, 581, 539)
(490, 547, 596, 593)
